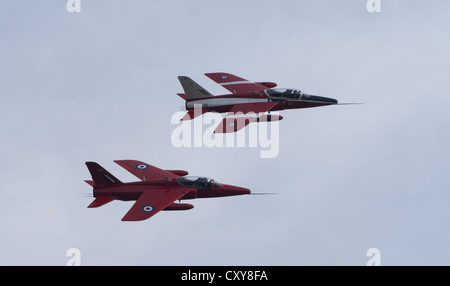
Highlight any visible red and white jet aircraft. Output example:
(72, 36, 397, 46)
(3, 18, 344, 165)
(85, 160, 250, 221)
(177, 72, 338, 133)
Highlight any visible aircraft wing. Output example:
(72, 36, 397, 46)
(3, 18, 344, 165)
(121, 188, 194, 221)
(205, 72, 269, 94)
(214, 102, 279, 133)
(114, 160, 179, 181)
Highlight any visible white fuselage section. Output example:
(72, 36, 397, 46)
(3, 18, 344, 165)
(186, 98, 269, 109)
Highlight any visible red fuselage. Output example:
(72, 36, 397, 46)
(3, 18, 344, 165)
(92, 179, 250, 202)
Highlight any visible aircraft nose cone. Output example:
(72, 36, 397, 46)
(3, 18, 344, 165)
(221, 184, 251, 196)
(309, 95, 338, 104)
(231, 186, 251, 195)
(237, 187, 251, 195)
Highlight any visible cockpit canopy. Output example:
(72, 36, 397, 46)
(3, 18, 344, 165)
(177, 176, 223, 188)
(266, 88, 309, 100)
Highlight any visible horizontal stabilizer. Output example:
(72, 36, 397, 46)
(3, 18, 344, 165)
(177, 93, 188, 100)
(181, 108, 209, 121)
(88, 196, 117, 208)
(84, 180, 95, 186)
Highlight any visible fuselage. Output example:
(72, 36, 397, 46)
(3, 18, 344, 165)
(92, 177, 250, 202)
(185, 88, 338, 114)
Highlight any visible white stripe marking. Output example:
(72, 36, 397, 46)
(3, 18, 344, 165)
(220, 81, 252, 86)
(226, 113, 260, 119)
(186, 98, 268, 109)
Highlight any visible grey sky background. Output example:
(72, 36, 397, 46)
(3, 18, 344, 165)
(1, 1, 450, 265)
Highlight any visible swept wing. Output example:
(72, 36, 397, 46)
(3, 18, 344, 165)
(205, 72, 270, 94)
(214, 102, 279, 133)
(114, 160, 180, 181)
(121, 188, 194, 221)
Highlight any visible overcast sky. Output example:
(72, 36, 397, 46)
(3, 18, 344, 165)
(1, 1, 450, 265)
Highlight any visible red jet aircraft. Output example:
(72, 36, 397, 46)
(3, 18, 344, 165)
(177, 72, 339, 133)
(85, 160, 250, 221)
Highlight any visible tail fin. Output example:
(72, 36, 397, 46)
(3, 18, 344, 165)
(85, 162, 123, 185)
(178, 76, 213, 99)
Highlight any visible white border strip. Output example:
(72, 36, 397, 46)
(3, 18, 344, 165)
(220, 81, 252, 86)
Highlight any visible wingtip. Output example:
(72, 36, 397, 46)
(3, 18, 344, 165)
(204, 72, 227, 78)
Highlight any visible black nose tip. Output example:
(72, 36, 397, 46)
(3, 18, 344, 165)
(308, 95, 338, 104)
